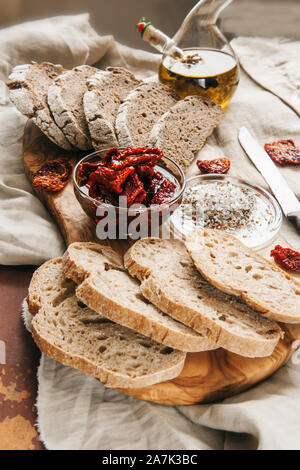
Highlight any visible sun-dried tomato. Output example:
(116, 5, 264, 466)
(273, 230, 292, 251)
(197, 158, 231, 174)
(136, 165, 155, 186)
(33, 159, 72, 192)
(120, 173, 146, 206)
(77, 162, 100, 185)
(110, 148, 163, 171)
(264, 140, 300, 166)
(88, 166, 135, 194)
(270, 245, 300, 273)
(151, 178, 176, 205)
(103, 147, 122, 166)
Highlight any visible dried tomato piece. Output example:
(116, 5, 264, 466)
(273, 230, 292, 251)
(136, 165, 155, 186)
(77, 162, 100, 185)
(33, 159, 72, 192)
(103, 147, 122, 166)
(120, 173, 146, 206)
(111, 147, 163, 170)
(89, 183, 118, 206)
(151, 178, 176, 205)
(88, 166, 135, 194)
(197, 158, 230, 174)
(270, 245, 300, 273)
(264, 140, 300, 166)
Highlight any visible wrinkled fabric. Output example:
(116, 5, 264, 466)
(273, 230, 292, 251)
(4, 15, 300, 450)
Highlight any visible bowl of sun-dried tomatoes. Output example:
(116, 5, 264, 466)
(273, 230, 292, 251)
(73, 146, 186, 239)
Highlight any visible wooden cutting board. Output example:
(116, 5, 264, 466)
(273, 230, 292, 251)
(23, 120, 300, 405)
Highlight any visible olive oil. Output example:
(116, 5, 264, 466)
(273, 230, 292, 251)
(159, 48, 239, 108)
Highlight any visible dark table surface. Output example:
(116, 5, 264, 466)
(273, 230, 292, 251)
(0, 266, 44, 450)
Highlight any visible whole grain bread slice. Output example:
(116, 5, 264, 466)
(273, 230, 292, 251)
(6, 62, 72, 150)
(148, 95, 223, 170)
(29, 257, 186, 389)
(185, 228, 300, 323)
(115, 82, 179, 148)
(124, 238, 282, 358)
(62, 242, 216, 352)
(83, 67, 141, 149)
(48, 65, 96, 150)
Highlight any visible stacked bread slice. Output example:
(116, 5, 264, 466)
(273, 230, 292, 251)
(7, 61, 223, 170)
(27, 229, 300, 390)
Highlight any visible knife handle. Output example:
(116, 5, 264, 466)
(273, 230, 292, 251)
(287, 211, 300, 235)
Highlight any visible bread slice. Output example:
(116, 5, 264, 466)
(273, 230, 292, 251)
(124, 238, 282, 358)
(115, 82, 179, 148)
(185, 228, 300, 323)
(48, 65, 96, 150)
(148, 96, 223, 170)
(6, 62, 72, 150)
(29, 258, 186, 389)
(62, 242, 217, 352)
(83, 67, 141, 149)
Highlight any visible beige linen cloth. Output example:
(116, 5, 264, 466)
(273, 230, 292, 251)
(1, 14, 300, 449)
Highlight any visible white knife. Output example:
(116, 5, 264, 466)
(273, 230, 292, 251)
(238, 126, 300, 234)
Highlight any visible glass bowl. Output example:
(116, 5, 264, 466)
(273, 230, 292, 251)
(170, 174, 282, 250)
(73, 148, 186, 240)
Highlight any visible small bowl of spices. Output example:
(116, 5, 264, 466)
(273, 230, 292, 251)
(170, 174, 282, 249)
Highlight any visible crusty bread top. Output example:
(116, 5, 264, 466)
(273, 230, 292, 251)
(29, 257, 186, 389)
(115, 82, 179, 148)
(62, 242, 217, 352)
(48, 65, 96, 150)
(148, 95, 223, 170)
(84, 67, 141, 149)
(185, 228, 300, 323)
(124, 238, 282, 358)
(6, 62, 72, 150)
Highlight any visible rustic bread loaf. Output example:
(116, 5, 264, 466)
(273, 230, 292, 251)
(185, 228, 300, 323)
(124, 238, 282, 358)
(148, 96, 223, 170)
(6, 62, 72, 150)
(115, 82, 179, 148)
(62, 242, 217, 352)
(83, 67, 141, 149)
(48, 65, 96, 150)
(29, 257, 186, 389)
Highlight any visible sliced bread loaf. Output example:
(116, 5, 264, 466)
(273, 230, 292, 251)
(48, 65, 96, 150)
(62, 242, 216, 352)
(6, 62, 72, 150)
(83, 67, 141, 149)
(148, 96, 223, 170)
(115, 82, 179, 148)
(29, 258, 186, 389)
(185, 228, 300, 323)
(124, 238, 282, 358)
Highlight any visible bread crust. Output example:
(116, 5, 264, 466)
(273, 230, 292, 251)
(186, 228, 300, 324)
(31, 321, 185, 389)
(48, 65, 95, 150)
(148, 96, 223, 170)
(115, 82, 179, 148)
(83, 67, 141, 149)
(124, 238, 282, 358)
(28, 257, 186, 389)
(62, 242, 217, 352)
(7, 63, 72, 150)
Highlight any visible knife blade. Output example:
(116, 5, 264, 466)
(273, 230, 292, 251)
(238, 126, 300, 234)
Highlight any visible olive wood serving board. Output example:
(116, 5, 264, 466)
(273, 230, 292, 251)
(23, 120, 300, 405)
